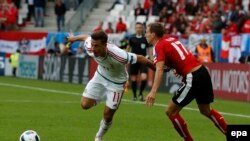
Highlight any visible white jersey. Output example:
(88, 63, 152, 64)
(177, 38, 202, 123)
(84, 37, 137, 84)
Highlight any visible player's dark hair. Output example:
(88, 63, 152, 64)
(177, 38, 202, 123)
(147, 22, 165, 38)
(91, 30, 108, 43)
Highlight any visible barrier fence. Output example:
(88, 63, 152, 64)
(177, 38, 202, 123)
(1, 54, 249, 102)
(0, 31, 250, 102)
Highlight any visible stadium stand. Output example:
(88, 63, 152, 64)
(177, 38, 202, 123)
(79, 0, 250, 35)
(0, 0, 77, 32)
(2, 0, 250, 35)
(20, 0, 76, 32)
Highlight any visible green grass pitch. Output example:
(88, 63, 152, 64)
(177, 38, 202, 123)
(0, 76, 249, 141)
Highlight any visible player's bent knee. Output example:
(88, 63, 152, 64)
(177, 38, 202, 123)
(165, 109, 175, 117)
(81, 103, 91, 110)
(80, 97, 96, 110)
(80, 101, 94, 110)
(198, 104, 211, 116)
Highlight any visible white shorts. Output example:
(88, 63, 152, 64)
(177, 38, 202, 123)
(82, 72, 125, 109)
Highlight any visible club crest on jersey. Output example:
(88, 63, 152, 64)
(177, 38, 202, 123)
(141, 44, 146, 49)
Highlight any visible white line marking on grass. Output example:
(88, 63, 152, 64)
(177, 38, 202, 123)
(0, 82, 80, 96)
(1, 82, 250, 119)
(122, 99, 250, 119)
(0, 99, 78, 104)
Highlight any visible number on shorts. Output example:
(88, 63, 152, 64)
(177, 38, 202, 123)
(170, 41, 189, 60)
(113, 92, 120, 102)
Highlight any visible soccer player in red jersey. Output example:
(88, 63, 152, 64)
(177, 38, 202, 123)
(145, 22, 227, 141)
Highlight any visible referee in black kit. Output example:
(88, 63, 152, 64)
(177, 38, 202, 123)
(128, 22, 150, 101)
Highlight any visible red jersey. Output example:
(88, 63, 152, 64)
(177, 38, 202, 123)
(153, 37, 200, 76)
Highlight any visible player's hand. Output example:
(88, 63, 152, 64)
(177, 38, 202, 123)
(145, 91, 156, 107)
(66, 32, 74, 42)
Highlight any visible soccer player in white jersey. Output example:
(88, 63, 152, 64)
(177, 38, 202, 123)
(67, 31, 155, 141)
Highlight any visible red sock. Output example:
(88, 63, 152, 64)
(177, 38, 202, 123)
(169, 114, 193, 141)
(208, 109, 227, 134)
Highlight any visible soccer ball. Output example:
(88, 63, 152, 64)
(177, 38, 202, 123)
(19, 130, 40, 141)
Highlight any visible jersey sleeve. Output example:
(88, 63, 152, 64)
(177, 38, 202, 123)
(153, 42, 165, 64)
(84, 36, 94, 57)
(108, 43, 137, 64)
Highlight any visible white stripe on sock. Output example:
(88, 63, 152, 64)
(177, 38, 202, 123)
(174, 118, 187, 138)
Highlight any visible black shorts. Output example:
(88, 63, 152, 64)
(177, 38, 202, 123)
(172, 66, 214, 107)
(129, 63, 148, 75)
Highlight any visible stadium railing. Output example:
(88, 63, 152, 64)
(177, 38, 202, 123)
(62, 0, 99, 32)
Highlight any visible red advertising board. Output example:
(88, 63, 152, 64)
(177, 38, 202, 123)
(205, 63, 250, 102)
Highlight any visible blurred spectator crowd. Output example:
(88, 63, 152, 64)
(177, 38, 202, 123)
(96, 0, 250, 36)
(0, 0, 18, 31)
(0, 0, 82, 32)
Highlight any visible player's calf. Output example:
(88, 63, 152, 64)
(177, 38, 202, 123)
(207, 109, 227, 134)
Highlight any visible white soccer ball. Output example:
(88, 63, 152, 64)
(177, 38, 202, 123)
(19, 130, 40, 141)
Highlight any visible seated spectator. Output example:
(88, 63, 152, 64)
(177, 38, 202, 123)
(189, 12, 202, 33)
(175, 14, 188, 34)
(199, 12, 213, 33)
(201, 3, 211, 17)
(93, 21, 103, 32)
(170, 26, 181, 36)
(176, 1, 186, 15)
(147, 0, 159, 16)
(241, 18, 250, 33)
(222, 19, 238, 35)
(211, 13, 226, 33)
(159, 6, 167, 22)
(143, 0, 150, 13)
(225, 3, 238, 23)
(104, 22, 114, 34)
(235, 4, 246, 18)
(116, 17, 126, 33)
(134, 2, 145, 17)
(165, 0, 174, 15)
(155, 0, 165, 12)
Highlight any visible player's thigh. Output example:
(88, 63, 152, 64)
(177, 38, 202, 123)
(172, 75, 196, 107)
(82, 77, 106, 104)
(105, 83, 124, 110)
(194, 66, 214, 105)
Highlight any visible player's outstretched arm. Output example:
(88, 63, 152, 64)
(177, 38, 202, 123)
(136, 55, 155, 70)
(67, 33, 89, 42)
(146, 61, 165, 106)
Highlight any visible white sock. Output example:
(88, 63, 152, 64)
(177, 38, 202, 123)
(95, 119, 112, 138)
